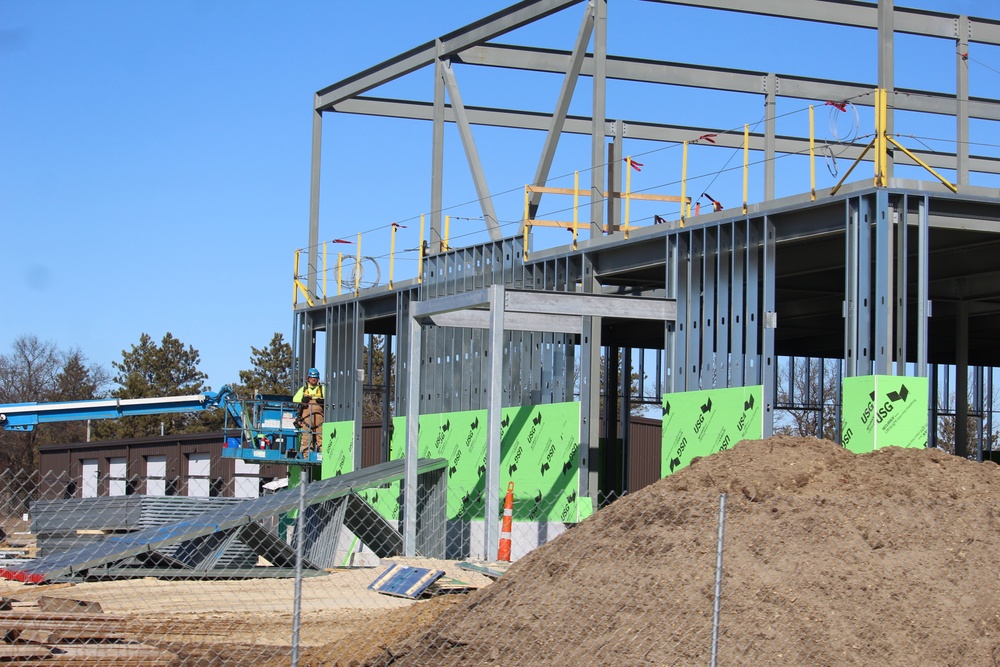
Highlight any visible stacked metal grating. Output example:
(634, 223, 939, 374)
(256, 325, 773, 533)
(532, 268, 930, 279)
(5, 458, 448, 583)
(30, 496, 258, 569)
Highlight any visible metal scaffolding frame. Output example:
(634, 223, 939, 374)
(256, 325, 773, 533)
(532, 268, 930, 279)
(293, 0, 1000, 543)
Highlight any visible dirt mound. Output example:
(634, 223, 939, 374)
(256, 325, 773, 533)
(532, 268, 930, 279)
(334, 437, 1000, 666)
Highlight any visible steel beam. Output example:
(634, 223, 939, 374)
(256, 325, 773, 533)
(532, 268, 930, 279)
(458, 43, 1000, 121)
(440, 62, 502, 240)
(330, 98, 1000, 175)
(646, 0, 979, 41)
(527, 2, 594, 223)
(315, 0, 586, 110)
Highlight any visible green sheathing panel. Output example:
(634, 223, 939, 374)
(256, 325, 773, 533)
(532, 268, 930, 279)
(661, 386, 764, 477)
(841, 375, 929, 453)
(321, 420, 356, 479)
(499, 403, 583, 523)
(369, 402, 584, 523)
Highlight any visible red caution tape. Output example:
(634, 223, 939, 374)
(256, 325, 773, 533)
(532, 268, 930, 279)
(391, 222, 407, 229)
(330, 239, 353, 244)
(654, 215, 667, 225)
(696, 133, 717, 144)
(625, 158, 643, 171)
(702, 193, 723, 212)
(825, 101, 847, 112)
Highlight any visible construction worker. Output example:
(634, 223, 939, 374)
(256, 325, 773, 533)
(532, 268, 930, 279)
(293, 368, 324, 456)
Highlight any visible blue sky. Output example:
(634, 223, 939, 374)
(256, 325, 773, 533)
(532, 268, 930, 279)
(2, 0, 999, 393)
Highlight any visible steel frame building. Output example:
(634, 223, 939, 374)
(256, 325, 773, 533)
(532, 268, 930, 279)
(294, 0, 1000, 554)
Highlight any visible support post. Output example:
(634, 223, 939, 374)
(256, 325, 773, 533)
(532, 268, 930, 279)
(956, 302, 969, 459)
(307, 106, 323, 298)
(956, 14, 970, 186)
(403, 312, 422, 556)
(484, 285, 505, 558)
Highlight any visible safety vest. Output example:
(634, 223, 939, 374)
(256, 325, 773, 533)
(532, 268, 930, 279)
(293, 383, 324, 402)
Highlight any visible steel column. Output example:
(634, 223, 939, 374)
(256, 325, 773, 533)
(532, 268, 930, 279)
(307, 107, 322, 298)
(484, 285, 505, 557)
(403, 311, 422, 556)
(590, 0, 607, 235)
(762, 216, 776, 437)
(957, 15, 970, 185)
(874, 190, 892, 375)
(878, 0, 895, 179)
(916, 196, 930, 376)
(431, 52, 446, 253)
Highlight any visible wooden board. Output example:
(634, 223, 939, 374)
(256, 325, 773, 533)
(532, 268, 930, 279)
(456, 561, 510, 580)
(0, 644, 52, 660)
(37, 597, 103, 614)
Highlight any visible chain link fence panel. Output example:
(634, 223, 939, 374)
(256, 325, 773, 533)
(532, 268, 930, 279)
(2, 468, 997, 666)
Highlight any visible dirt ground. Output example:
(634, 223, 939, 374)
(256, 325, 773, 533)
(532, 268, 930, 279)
(6, 436, 1000, 666)
(0, 558, 486, 666)
(309, 436, 1000, 666)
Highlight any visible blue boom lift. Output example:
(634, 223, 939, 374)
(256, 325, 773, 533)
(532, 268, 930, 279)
(0, 388, 321, 466)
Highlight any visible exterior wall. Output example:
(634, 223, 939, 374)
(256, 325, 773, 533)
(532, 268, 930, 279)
(37, 432, 287, 502)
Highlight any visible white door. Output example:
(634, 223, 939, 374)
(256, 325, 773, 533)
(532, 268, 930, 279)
(187, 452, 211, 497)
(108, 457, 127, 496)
(81, 459, 98, 498)
(233, 459, 260, 498)
(146, 455, 166, 496)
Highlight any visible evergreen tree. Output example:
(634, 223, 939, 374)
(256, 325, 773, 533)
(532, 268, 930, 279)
(235, 333, 293, 397)
(95, 333, 219, 439)
(37, 350, 110, 447)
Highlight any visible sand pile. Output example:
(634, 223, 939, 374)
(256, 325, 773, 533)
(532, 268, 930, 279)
(311, 436, 1000, 666)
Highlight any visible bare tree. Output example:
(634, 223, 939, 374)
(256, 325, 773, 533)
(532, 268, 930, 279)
(0, 335, 68, 472)
(774, 356, 841, 440)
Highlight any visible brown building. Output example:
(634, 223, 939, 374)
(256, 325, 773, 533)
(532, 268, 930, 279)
(37, 432, 287, 502)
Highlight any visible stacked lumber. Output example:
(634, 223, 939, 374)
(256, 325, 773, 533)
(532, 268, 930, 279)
(0, 591, 175, 666)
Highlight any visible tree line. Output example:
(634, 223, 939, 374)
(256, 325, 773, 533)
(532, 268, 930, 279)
(0, 332, 294, 474)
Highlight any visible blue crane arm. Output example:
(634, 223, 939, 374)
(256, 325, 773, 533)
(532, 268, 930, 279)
(0, 387, 243, 432)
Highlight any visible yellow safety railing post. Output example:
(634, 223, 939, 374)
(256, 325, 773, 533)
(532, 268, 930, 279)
(878, 88, 884, 187)
(443, 215, 450, 253)
(743, 125, 749, 214)
(322, 242, 327, 300)
(624, 157, 632, 239)
(293, 250, 300, 306)
(337, 253, 343, 295)
(355, 233, 361, 295)
(886, 136, 958, 193)
(875, 88, 886, 187)
(830, 138, 875, 196)
(418, 214, 425, 283)
(680, 141, 688, 227)
(292, 249, 315, 307)
(809, 106, 816, 200)
(881, 88, 889, 186)
(523, 186, 530, 260)
(573, 172, 579, 250)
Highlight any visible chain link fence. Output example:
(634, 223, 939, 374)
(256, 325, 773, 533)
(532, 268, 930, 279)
(0, 468, 990, 666)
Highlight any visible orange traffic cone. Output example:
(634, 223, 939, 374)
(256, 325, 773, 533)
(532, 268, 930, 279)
(498, 481, 514, 562)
